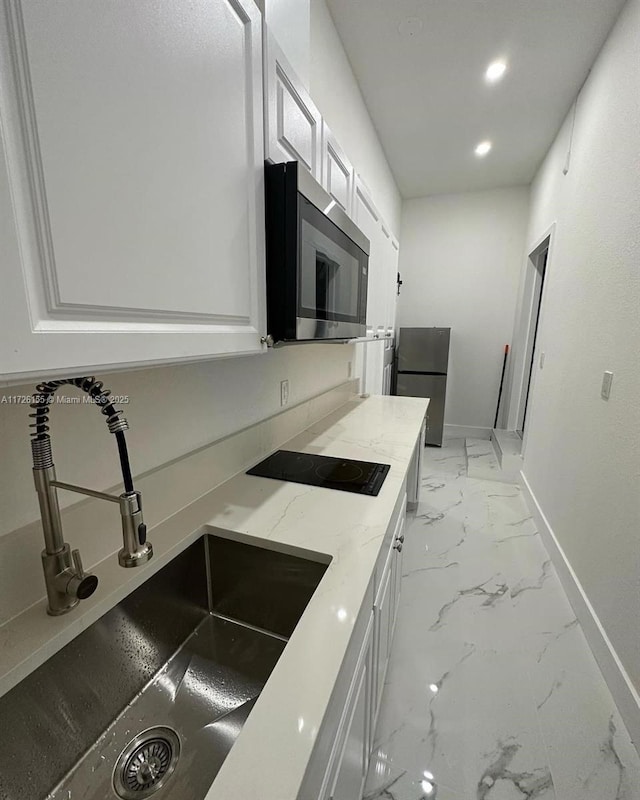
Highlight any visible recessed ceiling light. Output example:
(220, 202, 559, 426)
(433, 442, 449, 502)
(485, 60, 507, 82)
(475, 141, 492, 157)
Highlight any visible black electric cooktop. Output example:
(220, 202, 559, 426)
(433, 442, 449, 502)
(247, 450, 390, 496)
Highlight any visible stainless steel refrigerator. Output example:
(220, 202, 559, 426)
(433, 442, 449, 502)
(395, 327, 450, 446)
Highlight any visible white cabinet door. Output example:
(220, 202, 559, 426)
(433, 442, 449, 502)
(390, 514, 405, 635)
(353, 177, 384, 331)
(380, 223, 393, 333)
(0, 0, 267, 380)
(321, 122, 354, 217)
(329, 658, 369, 800)
(407, 420, 426, 504)
(264, 27, 322, 179)
(389, 234, 400, 333)
(379, 223, 399, 336)
(407, 435, 422, 505)
(321, 611, 373, 800)
(373, 549, 393, 713)
(371, 502, 406, 744)
(363, 339, 385, 396)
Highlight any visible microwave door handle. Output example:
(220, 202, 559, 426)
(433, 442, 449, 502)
(316, 253, 329, 314)
(328, 258, 339, 316)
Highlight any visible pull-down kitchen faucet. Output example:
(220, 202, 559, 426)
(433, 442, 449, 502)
(29, 377, 153, 616)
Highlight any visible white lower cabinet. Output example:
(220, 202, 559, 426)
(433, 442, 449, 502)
(390, 515, 405, 633)
(314, 497, 407, 800)
(407, 419, 426, 504)
(320, 612, 373, 800)
(372, 505, 404, 740)
(373, 549, 393, 714)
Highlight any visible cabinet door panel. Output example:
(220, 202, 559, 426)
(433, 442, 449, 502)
(265, 29, 321, 178)
(373, 552, 392, 710)
(382, 227, 399, 334)
(321, 123, 354, 216)
(0, 0, 266, 377)
(19, 0, 252, 316)
(330, 662, 368, 800)
(391, 516, 405, 636)
(353, 178, 382, 330)
(389, 235, 400, 332)
(320, 611, 373, 800)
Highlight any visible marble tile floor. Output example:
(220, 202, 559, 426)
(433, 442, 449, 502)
(492, 429, 523, 459)
(364, 437, 640, 800)
(465, 438, 517, 484)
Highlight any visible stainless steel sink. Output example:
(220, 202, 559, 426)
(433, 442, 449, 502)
(0, 535, 329, 800)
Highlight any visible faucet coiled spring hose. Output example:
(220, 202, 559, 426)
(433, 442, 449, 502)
(29, 377, 135, 494)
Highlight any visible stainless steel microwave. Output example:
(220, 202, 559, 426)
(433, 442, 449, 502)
(264, 161, 370, 343)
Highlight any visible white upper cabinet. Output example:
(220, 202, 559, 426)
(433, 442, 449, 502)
(390, 235, 400, 333)
(0, 0, 267, 380)
(353, 176, 383, 331)
(321, 122, 355, 217)
(381, 225, 399, 334)
(263, 0, 310, 89)
(380, 224, 393, 334)
(264, 27, 322, 179)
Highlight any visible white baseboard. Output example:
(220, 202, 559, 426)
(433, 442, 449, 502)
(444, 424, 491, 440)
(520, 471, 640, 753)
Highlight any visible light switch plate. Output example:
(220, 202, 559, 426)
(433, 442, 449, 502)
(601, 371, 613, 400)
(539, 352, 545, 369)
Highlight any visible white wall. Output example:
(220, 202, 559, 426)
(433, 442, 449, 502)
(309, 0, 401, 236)
(0, 345, 353, 538)
(397, 187, 530, 431)
(514, 0, 640, 696)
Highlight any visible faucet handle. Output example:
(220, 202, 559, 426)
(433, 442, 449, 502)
(71, 548, 85, 578)
(67, 549, 98, 600)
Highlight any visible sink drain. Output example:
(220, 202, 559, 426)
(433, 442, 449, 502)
(113, 726, 180, 799)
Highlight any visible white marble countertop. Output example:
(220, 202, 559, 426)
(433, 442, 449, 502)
(0, 394, 428, 800)
(201, 395, 427, 800)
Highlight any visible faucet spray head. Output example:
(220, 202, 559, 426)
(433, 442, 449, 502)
(118, 491, 153, 568)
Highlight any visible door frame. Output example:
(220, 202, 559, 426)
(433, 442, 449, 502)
(505, 223, 556, 455)
(516, 243, 548, 436)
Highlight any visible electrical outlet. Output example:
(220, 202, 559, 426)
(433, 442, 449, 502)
(280, 379, 289, 406)
(601, 371, 613, 400)
(539, 352, 545, 369)
(347, 361, 352, 378)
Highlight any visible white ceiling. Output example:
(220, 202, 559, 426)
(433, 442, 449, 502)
(326, 0, 626, 198)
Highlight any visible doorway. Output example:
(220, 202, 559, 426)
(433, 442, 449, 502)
(516, 242, 549, 437)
